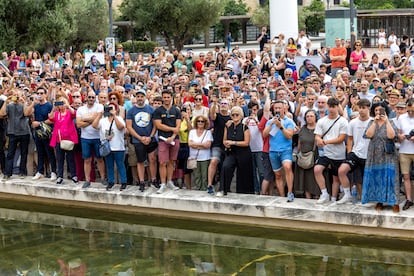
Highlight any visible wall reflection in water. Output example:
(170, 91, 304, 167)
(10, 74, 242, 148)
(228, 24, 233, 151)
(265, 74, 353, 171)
(0, 207, 413, 275)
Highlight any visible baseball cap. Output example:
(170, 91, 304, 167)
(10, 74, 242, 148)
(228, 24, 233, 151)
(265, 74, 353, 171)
(136, 89, 146, 96)
(190, 80, 199, 86)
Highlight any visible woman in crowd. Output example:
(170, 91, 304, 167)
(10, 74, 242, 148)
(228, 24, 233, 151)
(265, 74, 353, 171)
(48, 98, 78, 185)
(31, 51, 42, 73)
(188, 115, 213, 192)
(362, 102, 400, 212)
(349, 40, 369, 75)
(217, 106, 253, 196)
(92, 102, 127, 191)
(174, 104, 193, 189)
(215, 53, 225, 71)
(108, 91, 125, 119)
(191, 92, 209, 122)
(294, 109, 320, 198)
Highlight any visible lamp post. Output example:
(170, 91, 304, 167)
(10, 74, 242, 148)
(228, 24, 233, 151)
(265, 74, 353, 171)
(108, 0, 113, 37)
(350, 0, 355, 47)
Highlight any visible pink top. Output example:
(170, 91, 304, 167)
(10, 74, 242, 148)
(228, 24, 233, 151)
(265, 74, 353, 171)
(350, 50, 366, 70)
(49, 110, 78, 147)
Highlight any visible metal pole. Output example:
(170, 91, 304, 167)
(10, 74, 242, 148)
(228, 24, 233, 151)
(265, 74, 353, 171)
(108, 0, 113, 37)
(350, 0, 355, 47)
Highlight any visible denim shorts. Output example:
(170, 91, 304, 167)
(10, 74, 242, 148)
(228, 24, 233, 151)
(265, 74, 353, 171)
(81, 138, 101, 159)
(269, 150, 292, 171)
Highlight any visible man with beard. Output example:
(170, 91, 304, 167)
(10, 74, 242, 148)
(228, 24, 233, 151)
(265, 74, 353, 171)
(76, 90, 106, 189)
(126, 89, 158, 192)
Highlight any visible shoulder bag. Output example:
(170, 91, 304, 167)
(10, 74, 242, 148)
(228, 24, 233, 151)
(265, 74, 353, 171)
(59, 129, 75, 151)
(187, 130, 207, 169)
(297, 141, 316, 169)
(99, 119, 114, 157)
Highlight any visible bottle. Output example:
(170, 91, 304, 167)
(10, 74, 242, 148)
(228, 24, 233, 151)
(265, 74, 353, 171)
(318, 146, 324, 157)
(351, 185, 358, 204)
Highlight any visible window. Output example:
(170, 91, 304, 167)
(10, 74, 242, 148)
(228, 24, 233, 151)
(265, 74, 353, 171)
(298, 0, 303, 5)
(334, 0, 340, 4)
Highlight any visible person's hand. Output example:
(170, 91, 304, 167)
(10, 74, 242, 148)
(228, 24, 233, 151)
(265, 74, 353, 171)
(225, 120, 233, 128)
(272, 116, 281, 128)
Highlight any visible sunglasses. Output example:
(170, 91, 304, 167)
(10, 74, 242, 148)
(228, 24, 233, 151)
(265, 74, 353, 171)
(36, 92, 44, 95)
(88, 96, 96, 99)
(110, 97, 117, 100)
(196, 120, 205, 123)
(72, 95, 81, 98)
(355, 44, 362, 46)
(220, 102, 228, 105)
(195, 98, 203, 101)
(231, 113, 240, 117)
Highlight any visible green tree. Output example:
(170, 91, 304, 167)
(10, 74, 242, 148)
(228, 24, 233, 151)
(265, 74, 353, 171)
(355, 0, 414, 9)
(0, 0, 107, 52)
(214, 0, 249, 43)
(302, 0, 325, 35)
(251, 1, 269, 28)
(120, 0, 224, 51)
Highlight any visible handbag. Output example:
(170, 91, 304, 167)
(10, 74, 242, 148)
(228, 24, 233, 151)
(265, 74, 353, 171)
(384, 139, 395, 154)
(297, 150, 315, 169)
(99, 140, 111, 157)
(99, 119, 114, 157)
(187, 158, 197, 169)
(58, 130, 74, 151)
(187, 130, 208, 170)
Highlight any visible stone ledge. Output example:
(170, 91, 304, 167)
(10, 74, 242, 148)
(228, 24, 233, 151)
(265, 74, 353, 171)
(1, 177, 413, 239)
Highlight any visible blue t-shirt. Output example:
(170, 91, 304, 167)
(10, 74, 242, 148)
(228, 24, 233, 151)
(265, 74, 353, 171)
(126, 104, 154, 143)
(266, 117, 296, 152)
(34, 102, 53, 122)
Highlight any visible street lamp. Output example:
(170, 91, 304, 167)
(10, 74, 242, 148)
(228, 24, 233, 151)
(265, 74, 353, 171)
(108, 0, 113, 37)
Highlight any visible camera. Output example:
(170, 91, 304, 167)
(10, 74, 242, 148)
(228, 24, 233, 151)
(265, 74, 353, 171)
(54, 101, 64, 106)
(104, 105, 113, 117)
(405, 129, 414, 139)
(274, 111, 280, 120)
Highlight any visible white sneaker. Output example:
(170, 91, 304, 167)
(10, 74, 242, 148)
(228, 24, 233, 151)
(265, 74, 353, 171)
(156, 184, 167, 194)
(336, 193, 352, 205)
(216, 191, 224, 197)
(167, 181, 179, 191)
(50, 172, 57, 181)
(316, 193, 330, 204)
(32, 172, 44, 180)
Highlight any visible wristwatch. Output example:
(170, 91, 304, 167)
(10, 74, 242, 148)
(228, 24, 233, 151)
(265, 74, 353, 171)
(280, 126, 284, 130)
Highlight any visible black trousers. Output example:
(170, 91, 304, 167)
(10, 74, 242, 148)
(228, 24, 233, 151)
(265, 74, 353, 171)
(220, 148, 254, 194)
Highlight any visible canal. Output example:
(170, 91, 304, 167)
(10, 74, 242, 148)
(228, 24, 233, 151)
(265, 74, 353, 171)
(0, 199, 413, 275)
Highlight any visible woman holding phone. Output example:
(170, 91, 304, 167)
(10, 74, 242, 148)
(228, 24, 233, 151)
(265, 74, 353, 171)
(362, 102, 400, 212)
(48, 98, 78, 185)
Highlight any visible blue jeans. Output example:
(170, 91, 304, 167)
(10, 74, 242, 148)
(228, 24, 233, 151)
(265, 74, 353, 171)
(105, 151, 127, 184)
(5, 134, 30, 176)
(56, 143, 76, 178)
(252, 151, 264, 193)
(35, 136, 57, 174)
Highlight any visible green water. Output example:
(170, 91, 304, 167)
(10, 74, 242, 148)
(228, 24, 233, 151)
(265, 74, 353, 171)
(0, 200, 413, 275)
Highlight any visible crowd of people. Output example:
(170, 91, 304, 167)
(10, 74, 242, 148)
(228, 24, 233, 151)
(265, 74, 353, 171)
(1, 29, 414, 212)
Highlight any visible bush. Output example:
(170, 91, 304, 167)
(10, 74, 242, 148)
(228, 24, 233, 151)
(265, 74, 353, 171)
(120, 41, 159, 53)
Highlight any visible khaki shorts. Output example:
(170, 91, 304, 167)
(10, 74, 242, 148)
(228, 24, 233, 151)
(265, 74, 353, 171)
(399, 153, 414, 175)
(127, 141, 137, 166)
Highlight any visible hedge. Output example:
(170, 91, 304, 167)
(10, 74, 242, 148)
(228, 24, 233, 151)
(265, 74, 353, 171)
(119, 41, 159, 53)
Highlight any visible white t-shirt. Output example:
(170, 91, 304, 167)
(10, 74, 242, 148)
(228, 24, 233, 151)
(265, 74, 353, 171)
(396, 113, 414, 154)
(188, 129, 213, 161)
(348, 117, 372, 159)
(98, 116, 126, 151)
(242, 117, 263, 152)
(76, 103, 104, 139)
(315, 115, 348, 160)
(297, 36, 311, 56)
